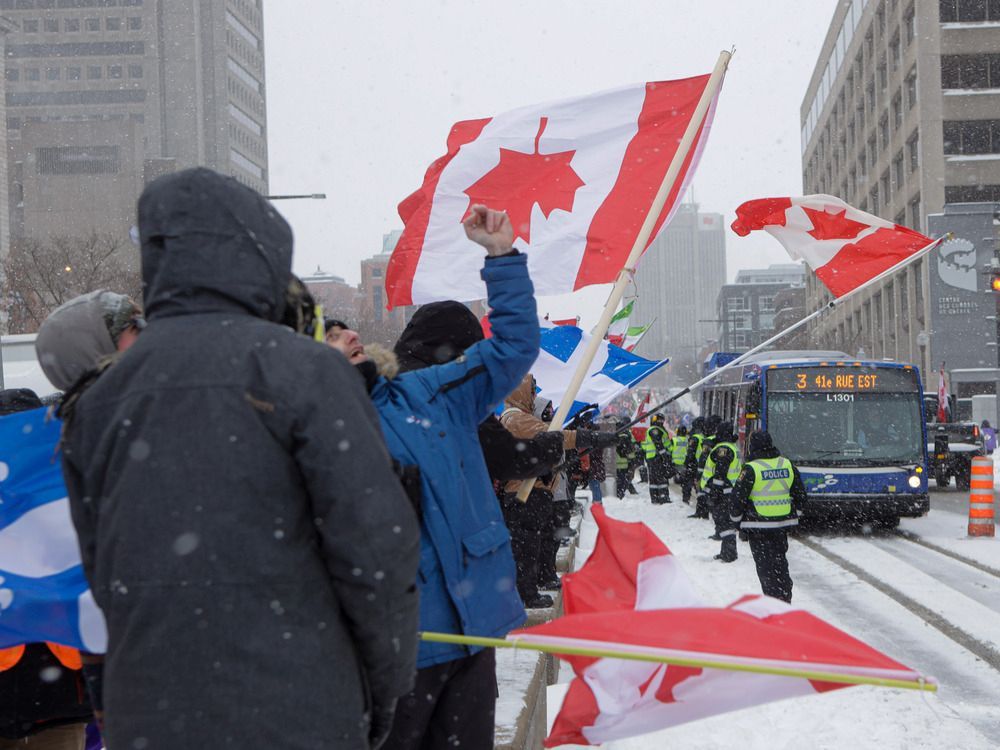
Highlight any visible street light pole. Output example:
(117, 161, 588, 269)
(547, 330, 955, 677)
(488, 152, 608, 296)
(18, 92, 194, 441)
(264, 193, 327, 201)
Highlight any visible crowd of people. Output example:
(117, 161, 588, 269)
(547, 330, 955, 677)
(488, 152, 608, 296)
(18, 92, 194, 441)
(0, 168, 806, 750)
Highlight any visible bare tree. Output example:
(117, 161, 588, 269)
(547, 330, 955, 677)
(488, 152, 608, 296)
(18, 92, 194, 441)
(2, 232, 142, 334)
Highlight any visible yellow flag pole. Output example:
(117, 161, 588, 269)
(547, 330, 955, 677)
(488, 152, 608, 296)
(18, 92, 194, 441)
(513, 50, 733, 503)
(420, 631, 937, 693)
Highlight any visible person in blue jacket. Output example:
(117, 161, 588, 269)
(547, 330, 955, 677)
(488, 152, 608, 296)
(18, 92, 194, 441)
(325, 204, 539, 750)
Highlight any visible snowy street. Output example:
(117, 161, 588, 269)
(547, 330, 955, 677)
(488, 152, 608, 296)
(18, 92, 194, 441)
(545, 481, 1000, 749)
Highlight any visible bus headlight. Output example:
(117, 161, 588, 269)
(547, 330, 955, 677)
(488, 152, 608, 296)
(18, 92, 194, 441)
(908, 475, 921, 489)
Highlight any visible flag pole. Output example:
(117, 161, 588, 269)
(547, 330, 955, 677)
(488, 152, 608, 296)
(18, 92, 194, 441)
(512, 50, 732, 502)
(419, 631, 937, 692)
(627, 316, 657, 351)
(610, 235, 944, 434)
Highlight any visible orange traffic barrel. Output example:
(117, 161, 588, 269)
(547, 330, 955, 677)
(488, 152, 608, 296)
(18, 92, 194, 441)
(969, 456, 995, 537)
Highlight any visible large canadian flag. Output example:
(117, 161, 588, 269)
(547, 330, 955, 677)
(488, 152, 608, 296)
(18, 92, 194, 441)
(731, 195, 935, 298)
(386, 76, 720, 308)
(513, 505, 929, 747)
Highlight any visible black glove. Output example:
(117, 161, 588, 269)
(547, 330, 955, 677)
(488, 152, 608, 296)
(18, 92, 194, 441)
(369, 698, 398, 750)
(566, 404, 600, 429)
(576, 429, 618, 450)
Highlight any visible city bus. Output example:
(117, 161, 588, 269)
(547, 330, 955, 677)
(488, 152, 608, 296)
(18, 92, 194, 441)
(699, 350, 929, 526)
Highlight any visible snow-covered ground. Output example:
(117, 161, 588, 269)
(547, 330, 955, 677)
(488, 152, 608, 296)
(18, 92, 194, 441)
(543, 483, 1000, 749)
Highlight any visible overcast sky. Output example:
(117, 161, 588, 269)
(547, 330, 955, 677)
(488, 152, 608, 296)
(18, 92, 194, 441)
(263, 0, 838, 321)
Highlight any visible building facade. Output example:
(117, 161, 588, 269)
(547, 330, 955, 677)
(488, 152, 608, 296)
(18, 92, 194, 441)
(632, 204, 726, 382)
(2, 0, 267, 255)
(715, 264, 806, 352)
(800, 0, 1000, 376)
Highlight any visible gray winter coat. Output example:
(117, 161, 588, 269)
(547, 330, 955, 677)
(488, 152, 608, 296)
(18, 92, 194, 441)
(60, 169, 420, 749)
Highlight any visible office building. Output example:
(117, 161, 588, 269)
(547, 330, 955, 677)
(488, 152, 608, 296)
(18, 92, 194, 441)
(715, 263, 806, 351)
(2, 0, 268, 255)
(799, 0, 1000, 374)
(632, 204, 726, 381)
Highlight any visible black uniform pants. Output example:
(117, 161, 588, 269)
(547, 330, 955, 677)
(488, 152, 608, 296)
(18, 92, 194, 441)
(545, 491, 571, 583)
(648, 457, 672, 504)
(615, 468, 636, 498)
(746, 529, 792, 602)
(382, 649, 497, 750)
(708, 487, 737, 560)
(501, 489, 553, 601)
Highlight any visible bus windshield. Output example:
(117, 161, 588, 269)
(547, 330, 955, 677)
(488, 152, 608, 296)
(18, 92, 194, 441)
(766, 391, 924, 465)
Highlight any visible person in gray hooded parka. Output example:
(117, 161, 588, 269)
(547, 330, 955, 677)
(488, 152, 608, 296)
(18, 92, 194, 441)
(59, 168, 421, 749)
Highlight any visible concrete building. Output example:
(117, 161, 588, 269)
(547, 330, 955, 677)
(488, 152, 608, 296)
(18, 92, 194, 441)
(2, 0, 267, 253)
(301, 267, 362, 324)
(715, 263, 806, 351)
(799, 0, 1000, 375)
(632, 204, 726, 381)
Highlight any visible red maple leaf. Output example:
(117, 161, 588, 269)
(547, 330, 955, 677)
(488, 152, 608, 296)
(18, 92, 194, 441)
(464, 117, 585, 244)
(803, 206, 870, 241)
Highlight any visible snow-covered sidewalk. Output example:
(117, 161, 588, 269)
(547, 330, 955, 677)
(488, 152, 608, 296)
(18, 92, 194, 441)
(542, 484, 1000, 749)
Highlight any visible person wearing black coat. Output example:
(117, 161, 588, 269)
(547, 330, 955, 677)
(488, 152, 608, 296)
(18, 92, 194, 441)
(730, 431, 807, 602)
(59, 169, 421, 750)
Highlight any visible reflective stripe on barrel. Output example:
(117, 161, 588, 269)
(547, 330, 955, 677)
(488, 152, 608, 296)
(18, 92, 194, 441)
(969, 456, 995, 538)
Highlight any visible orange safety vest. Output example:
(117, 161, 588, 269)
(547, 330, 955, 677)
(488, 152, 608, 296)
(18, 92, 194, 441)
(0, 643, 82, 671)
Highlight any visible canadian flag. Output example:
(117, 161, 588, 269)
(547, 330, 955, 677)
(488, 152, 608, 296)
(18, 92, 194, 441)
(386, 76, 720, 308)
(937, 365, 949, 422)
(513, 505, 929, 747)
(731, 195, 935, 298)
(630, 392, 651, 443)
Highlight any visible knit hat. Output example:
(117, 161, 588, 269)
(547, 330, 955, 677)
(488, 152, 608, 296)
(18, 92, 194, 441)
(0, 388, 43, 416)
(393, 301, 483, 372)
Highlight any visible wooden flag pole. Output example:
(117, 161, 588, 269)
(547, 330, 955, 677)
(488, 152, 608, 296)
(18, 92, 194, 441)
(419, 631, 937, 692)
(513, 50, 732, 502)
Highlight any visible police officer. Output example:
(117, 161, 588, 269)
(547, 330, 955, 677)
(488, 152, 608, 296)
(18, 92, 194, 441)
(730, 431, 806, 602)
(615, 422, 640, 498)
(641, 414, 673, 504)
(683, 417, 706, 512)
(689, 415, 721, 519)
(671, 425, 689, 497)
(700, 421, 741, 560)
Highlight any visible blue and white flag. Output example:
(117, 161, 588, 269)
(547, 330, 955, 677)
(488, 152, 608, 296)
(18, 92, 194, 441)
(0, 408, 106, 652)
(532, 325, 668, 424)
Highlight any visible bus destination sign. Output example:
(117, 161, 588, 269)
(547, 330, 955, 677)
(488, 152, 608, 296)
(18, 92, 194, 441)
(767, 367, 916, 393)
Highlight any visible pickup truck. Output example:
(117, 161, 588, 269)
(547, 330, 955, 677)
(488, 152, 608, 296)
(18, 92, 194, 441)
(924, 395, 984, 490)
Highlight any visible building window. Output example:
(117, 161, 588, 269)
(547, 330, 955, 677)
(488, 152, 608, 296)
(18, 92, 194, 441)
(108, 65, 123, 79)
(65, 18, 80, 32)
(127, 16, 142, 30)
(943, 119, 1000, 154)
(904, 5, 916, 43)
(85, 17, 100, 31)
(890, 31, 901, 72)
(46, 67, 59, 81)
(892, 90, 903, 129)
(866, 78, 876, 113)
(5, 68, 18, 82)
(879, 114, 890, 148)
(881, 169, 891, 201)
(939, 0, 1000, 21)
(945, 184, 1000, 202)
(905, 67, 918, 108)
(43, 18, 58, 32)
(106, 17, 121, 31)
(941, 54, 1000, 89)
(25, 68, 40, 81)
(907, 130, 919, 171)
(870, 185, 880, 214)
(868, 135, 878, 169)
(893, 150, 904, 188)
(23, 19, 39, 33)
(128, 64, 143, 79)
(36, 146, 121, 176)
(878, 59, 888, 91)
(908, 194, 921, 230)
(67, 66, 81, 80)
(87, 65, 101, 80)
(230, 148, 263, 179)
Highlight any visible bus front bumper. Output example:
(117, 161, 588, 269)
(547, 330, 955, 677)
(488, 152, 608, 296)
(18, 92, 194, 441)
(803, 493, 929, 519)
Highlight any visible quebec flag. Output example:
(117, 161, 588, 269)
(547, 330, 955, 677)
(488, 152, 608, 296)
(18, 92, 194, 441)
(533, 325, 668, 424)
(0, 408, 106, 652)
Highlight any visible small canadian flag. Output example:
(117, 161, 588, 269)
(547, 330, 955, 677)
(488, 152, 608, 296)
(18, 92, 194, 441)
(731, 195, 935, 298)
